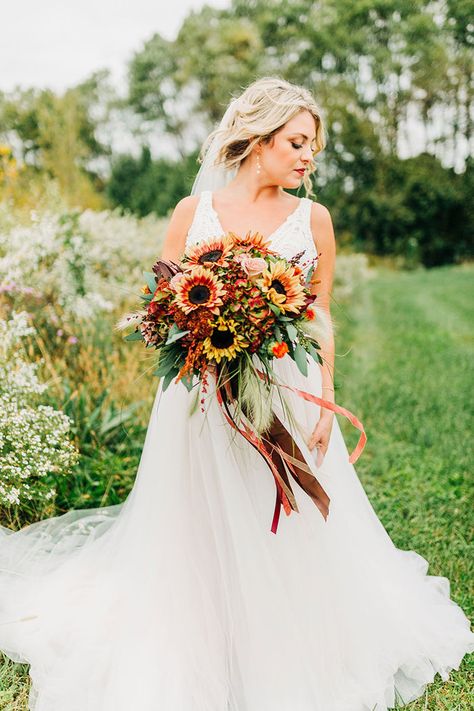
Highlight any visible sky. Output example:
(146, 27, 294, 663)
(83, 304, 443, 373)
(0, 1, 467, 169)
(0, 0, 229, 93)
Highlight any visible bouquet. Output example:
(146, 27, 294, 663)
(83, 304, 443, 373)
(123, 231, 329, 428)
(120, 231, 366, 533)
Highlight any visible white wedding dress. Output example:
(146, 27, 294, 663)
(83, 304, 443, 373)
(0, 190, 473, 711)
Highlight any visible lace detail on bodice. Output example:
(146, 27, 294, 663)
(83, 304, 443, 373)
(186, 190, 317, 276)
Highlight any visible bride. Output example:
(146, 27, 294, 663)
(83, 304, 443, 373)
(0, 76, 473, 711)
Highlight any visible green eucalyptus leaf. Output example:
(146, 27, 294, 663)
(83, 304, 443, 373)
(162, 367, 180, 391)
(165, 329, 190, 345)
(124, 330, 144, 342)
(144, 271, 157, 293)
(286, 323, 298, 341)
(294, 343, 308, 377)
(153, 348, 178, 376)
(308, 342, 323, 365)
(154, 362, 174, 377)
(306, 264, 315, 285)
(181, 373, 195, 392)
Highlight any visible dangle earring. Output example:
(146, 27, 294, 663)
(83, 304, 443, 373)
(256, 151, 261, 175)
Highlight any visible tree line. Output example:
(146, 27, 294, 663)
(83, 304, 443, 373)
(0, 0, 472, 266)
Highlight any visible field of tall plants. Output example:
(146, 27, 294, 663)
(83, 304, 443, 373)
(0, 200, 171, 528)
(1, 198, 472, 709)
(0, 199, 372, 529)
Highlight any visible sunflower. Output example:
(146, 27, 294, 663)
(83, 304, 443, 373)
(257, 260, 307, 314)
(184, 236, 234, 269)
(202, 316, 249, 363)
(174, 266, 226, 315)
(228, 230, 276, 255)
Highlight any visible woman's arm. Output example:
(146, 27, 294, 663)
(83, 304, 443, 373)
(307, 201, 337, 458)
(160, 195, 199, 262)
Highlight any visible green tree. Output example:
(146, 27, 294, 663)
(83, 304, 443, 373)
(107, 146, 199, 217)
(0, 72, 112, 208)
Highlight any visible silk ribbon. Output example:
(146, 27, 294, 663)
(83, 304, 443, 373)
(215, 369, 366, 533)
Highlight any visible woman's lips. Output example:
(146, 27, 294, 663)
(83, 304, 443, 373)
(294, 169, 305, 175)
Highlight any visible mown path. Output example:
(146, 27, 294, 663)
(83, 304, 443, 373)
(335, 263, 473, 710)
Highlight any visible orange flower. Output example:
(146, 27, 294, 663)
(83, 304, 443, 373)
(174, 266, 226, 315)
(257, 260, 307, 314)
(305, 306, 316, 320)
(272, 342, 289, 358)
(228, 231, 276, 254)
(184, 236, 234, 269)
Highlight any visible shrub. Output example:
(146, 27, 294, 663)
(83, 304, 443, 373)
(0, 311, 79, 510)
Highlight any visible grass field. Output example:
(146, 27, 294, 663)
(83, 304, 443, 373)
(1, 262, 473, 709)
(334, 262, 474, 709)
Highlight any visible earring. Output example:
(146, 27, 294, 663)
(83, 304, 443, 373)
(256, 152, 261, 175)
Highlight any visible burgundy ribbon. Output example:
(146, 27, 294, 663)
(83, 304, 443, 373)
(214, 369, 367, 533)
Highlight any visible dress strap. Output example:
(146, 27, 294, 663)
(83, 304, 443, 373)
(294, 197, 316, 254)
(300, 197, 313, 225)
(186, 190, 220, 247)
(200, 190, 212, 209)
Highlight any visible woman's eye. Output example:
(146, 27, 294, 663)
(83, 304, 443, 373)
(291, 142, 303, 150)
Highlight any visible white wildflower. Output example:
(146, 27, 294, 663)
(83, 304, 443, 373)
(0, 312, 79, 508)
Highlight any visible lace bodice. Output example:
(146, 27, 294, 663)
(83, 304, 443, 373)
(185, 190, 317, 276)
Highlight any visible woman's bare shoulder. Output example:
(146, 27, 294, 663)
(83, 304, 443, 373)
(161, 195, 200, 261)
(172, 194, 200, 219)
(308, 200, 336, 253)
(308, 199, 333, 222)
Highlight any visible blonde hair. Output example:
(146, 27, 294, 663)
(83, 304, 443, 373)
(197, 76, 326, 198)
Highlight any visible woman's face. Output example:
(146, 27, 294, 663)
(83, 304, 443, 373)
(258, 109, 317, 189)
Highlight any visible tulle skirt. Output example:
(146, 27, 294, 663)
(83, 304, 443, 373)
(0, 355, 473, 711)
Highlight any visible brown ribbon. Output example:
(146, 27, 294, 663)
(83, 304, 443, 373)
(262, 416, 330, 522)
(216, 369, 330, 533)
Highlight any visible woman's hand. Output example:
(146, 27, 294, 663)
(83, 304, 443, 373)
(307, 411, 335, 467)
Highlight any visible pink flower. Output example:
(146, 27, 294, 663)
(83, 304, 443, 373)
(67, 336, 78, 344)
(234, 255, 267, 276)
(0, 283, 15, 293)
(56, 329, 64, 337)
(169, 273, 186, 290)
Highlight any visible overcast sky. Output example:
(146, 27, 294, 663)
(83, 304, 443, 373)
(1, 1, 467, 169)
(1, 0, 229, 93)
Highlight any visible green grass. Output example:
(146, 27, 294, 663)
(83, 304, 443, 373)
(1, 263, 473, 709)
(334, 263, 474, 709)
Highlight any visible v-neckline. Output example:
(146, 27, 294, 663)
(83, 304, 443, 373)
(208, 190, 305, 242)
